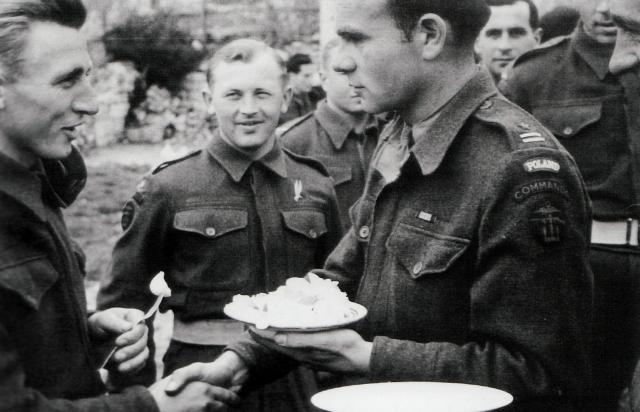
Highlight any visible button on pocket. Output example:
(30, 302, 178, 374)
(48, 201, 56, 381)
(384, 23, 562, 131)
(173, 208, 247, 239)
(533, 103, 602, 139)
(282, 209, 328, 239)
(386, 222, 470, 279)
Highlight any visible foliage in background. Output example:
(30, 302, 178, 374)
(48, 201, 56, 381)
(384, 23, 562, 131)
(103, 12, 209, 94)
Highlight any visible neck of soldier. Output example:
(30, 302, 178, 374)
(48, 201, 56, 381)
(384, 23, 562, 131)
(218, 129, 276, 161)
(326, 98, 369, 134)
(0, 132, 38, 168)
(401, 52, 477, 126)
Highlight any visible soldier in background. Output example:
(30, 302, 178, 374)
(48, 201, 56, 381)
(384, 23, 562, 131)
(280, 39, 382, 229)
(475, 0, 541, 84)
(279, 53, 317, 124)
(98, 38, 343, 412)
(501, 0, 639, 409)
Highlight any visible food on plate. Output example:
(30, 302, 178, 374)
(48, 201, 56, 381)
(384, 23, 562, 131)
(227, 273, 356, 329)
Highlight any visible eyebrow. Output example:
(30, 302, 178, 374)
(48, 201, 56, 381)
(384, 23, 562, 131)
(612, 14, 640, 33)
(336, 26, 369, 41)
(52, 67, 86, 85)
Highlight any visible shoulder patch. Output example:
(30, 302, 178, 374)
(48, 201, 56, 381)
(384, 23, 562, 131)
(277, 112, 315, 137)
(152, 149, 202, 175)
(282, 147, 330, 178)
(512, 35, 570, 69)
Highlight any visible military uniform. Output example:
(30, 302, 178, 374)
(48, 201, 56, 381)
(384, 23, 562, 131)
(279, 92, 315, 125)
(501, 25, 640, 410)
(280, 100, 381, 229)
(231, 68, 593, 410)
(98, 131, 343, 411)
(0, 150, 157, 412)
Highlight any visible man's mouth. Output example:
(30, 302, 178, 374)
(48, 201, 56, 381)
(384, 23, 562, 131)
(237, 120, 263, 126)
(61, 123, 83, 141)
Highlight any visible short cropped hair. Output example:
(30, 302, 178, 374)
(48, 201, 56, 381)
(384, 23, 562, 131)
(385, 0, 490, 47)
(206, 38, 288, 87)
(0, 0, 87, 82)
(486, 0, 540, 29)
(286, 53, 312, 74)
(321, 39, 340, 71)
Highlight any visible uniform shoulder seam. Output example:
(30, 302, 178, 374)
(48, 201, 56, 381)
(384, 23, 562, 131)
(512, 35, 570, 68)
(282, 147, 330, 178)
(278, 112, 315, 136)
(151, 149, 202, 175)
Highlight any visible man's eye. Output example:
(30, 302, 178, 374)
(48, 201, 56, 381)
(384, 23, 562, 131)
(508, 29, 527, 38)
(485, 30, 501, 39)
(256, 91, 271, 98)
(225, 92, 240, 99)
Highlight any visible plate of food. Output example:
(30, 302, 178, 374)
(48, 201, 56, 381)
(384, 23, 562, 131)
(223, 273, 367, 332)
(311, 382, 513, 412)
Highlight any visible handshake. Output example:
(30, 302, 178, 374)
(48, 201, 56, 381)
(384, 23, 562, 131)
(148, 351, 248, 412)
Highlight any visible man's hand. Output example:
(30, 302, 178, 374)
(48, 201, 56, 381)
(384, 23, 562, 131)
(88, 307, 148, 373)
(149, 376, 239, 412)
(250, 328, 372, 375)
(165, 352, 249, 395)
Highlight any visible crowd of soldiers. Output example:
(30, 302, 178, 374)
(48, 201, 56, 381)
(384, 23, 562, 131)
(1, 0, 640, 411)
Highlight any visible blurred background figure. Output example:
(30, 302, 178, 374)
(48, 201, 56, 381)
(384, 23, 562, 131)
(502, 1, 640, 410)
(280, 53, 318, 124)
(539, 5, 581, 42)
(475, 0, 541, 84)
(280, 39, 383, 230)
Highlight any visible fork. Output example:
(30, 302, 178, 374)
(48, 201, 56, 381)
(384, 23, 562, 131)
(98, 294, 164, 369)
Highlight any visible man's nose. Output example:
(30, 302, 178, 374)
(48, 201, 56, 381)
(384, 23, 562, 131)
(332, 43, 356, 75)
(498, 33, 512, 51)
(239, 95, 258, 115)
(72, 82, 99, 116)
(596, 0, 610, 13)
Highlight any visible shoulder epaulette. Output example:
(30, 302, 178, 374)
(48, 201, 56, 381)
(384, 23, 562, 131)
(474, 96, 556, 150)
(151, 149, 202, 175)
(512, 35, 571, 68)
(277, 112, 314, 137)
(282, 147, 330, 178)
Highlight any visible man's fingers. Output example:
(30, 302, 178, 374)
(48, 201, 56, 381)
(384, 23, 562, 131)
(165, 363, 207, 394)
(122, 308, 145, 324)
(117, 346, 149, 373)
(206, 386, 240, 405)
(115, 323, 147, 347)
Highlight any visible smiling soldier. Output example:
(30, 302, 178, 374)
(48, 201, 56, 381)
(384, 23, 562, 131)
(97, 38, 343, 412)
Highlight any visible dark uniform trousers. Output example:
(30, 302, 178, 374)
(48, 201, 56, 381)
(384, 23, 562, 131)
(230, 69, 594, 411)
(0, 149, 157, 412)
(502, 25, 640, 411)
(98, 133, 343, 412)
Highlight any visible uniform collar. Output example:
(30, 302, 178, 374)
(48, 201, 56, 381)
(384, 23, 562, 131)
(410, 67, 498, 175)
(0, 152, 47, 221)
(315, 100, 378, 150)
(0, 148, 86, 220)
(207, 129, 288, 183)
(572, 23, 614, 81)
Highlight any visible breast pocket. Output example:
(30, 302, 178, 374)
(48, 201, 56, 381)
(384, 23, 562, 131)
(172, 207, 249, 290)
(282, 209, 328, 273)
(386, 222, 469, 280)
(533, 103, 602, 140)
(326, 165, 353, 186)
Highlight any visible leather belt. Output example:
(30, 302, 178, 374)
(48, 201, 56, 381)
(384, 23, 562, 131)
(591, 219, 639, 246)
(172, 318, 246, 346)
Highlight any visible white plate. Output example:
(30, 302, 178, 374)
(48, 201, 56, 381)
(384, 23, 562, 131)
(311, 382, 513, 412)
(223, 301, 367, 332)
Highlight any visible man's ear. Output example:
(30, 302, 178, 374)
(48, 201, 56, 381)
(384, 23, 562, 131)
(202, 88, 215, 115)
(416, 13, 448, 60)
(281, 85, 293, 113)
(533, 27, 543, 44)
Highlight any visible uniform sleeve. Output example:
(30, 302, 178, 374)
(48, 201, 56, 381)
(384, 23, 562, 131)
(0, 297, 158, 412)
(367, 147, 593, 404)
(96, 176, 172, 386)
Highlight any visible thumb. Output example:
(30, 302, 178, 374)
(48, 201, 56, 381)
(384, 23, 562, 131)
(165, 363, 205, 395)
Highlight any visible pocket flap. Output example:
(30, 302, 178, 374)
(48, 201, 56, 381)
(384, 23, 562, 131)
(282, 209, 328, 239)
(173, 208, 248, 238)
(386, 223, 469, 278)
(0, 256, 59, 310)
(533, 103, 602, 138)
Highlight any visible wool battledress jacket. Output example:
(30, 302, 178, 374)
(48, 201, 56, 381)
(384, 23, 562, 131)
(0, 149, 157, 412)
(231, 69, 594, 410)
